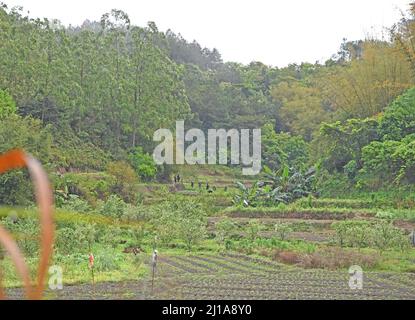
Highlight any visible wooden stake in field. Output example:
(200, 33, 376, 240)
(151, 249, 158, 294)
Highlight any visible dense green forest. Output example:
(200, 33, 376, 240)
(1, 2, 415, 202)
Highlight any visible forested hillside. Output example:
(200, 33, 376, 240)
(1, 2, 415, 204)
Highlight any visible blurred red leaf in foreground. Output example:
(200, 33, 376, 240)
(0, 149, 55, 300)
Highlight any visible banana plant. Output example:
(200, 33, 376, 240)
(233, 181, 262, 207)
(233, 165, 316, 207)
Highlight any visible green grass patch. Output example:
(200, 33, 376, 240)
(221, 206, 376, 219)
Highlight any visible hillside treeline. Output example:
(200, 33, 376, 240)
(1, 2, 415, 203)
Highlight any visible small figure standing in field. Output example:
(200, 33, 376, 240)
(152, 249, 158, 269)
(151, 249, 158, 293)
(224, 186, 228, 192)
(206, 182, 209, 190)
(174, 176, 177, 184)
(198, 181, 202, 189)
(191, 181, 194, 188)
(177, 174, 181, 183)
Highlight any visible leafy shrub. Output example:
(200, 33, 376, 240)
(332, 220, 410, 251)
(360, 139, 411, 185)
(379, 87, 415, 141)
(60, 194, 91, 213)
(124, 225, 146, 247)
(96, 195, 127, 219)
(376, 209, 415, 221)
(236, 237, 316, 255)
(129, 147, 158, 181)
(56, 228, 82, 254)
(95, 251, 121, 272)
(0, 171, 34, 206)
(215, 217, 237, 248)
(56, 223, 97, 254)
(314, 170, 354, 198)
(151, 198, 207, 250)
(361, 140, 400, 173)
(0, 89, 16, 119)
(274, 222, 293, 241)
(246, 219, 262, 240)
(56, 172, 114, 205)
(106, 161, 139, 203)
(319, 118, 379, 173)
(120, 204, 144, 222)
(2, 216, 39, 256)
(370, 221, 410, 252)
(179, 209, 208, 250)
(262, 123, 309, 171)
(344, 160, 358, 180)
(332, 220, 371, 249)
(97, 226, 123, 248)
(0, 115, 52, 205)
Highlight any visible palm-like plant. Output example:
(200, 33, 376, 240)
(233, 181, 262, 207)
(234, 165, 316, 207)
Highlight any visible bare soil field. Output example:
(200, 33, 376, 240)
(6, 253, 415, 300)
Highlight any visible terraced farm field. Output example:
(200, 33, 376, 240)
(6, 253, 415, 300)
